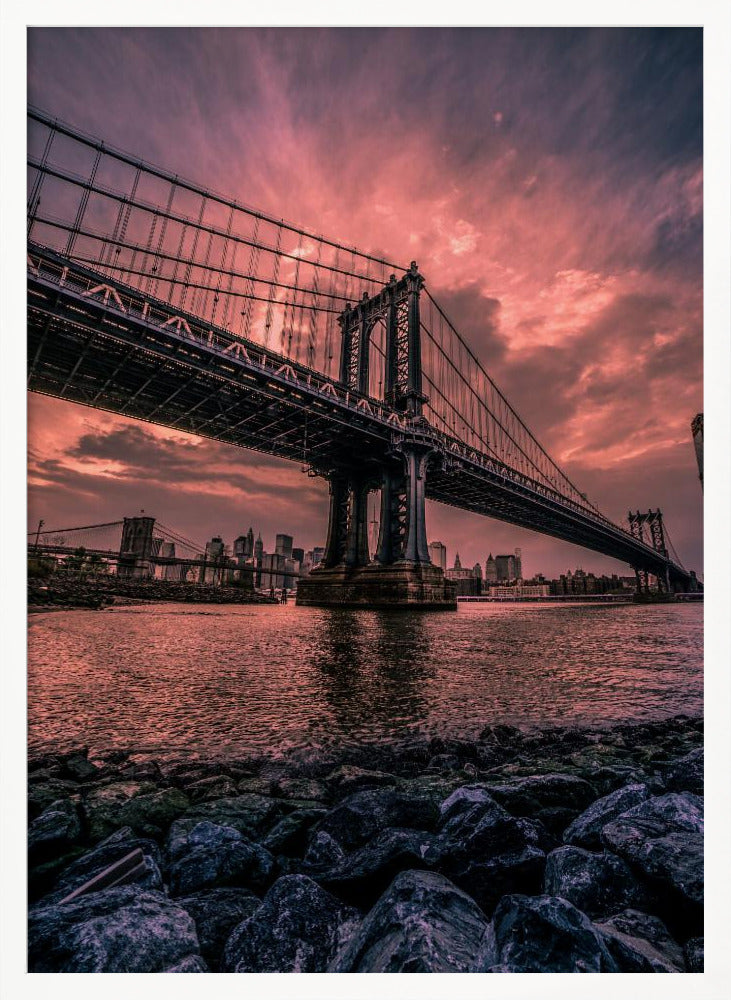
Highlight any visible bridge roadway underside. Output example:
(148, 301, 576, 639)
(27, 261, 688, 586)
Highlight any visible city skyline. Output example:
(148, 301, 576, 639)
(26, 28, 703, 579)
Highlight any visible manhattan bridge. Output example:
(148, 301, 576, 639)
(26, 107, 693, 606)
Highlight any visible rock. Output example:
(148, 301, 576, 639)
(485, 773, 597, 819)
(47, 827, 163, 903)
(262, 808, 328, 856)
(564, 783, 650, 849)
(595, 910, 684, 971)
(426, 786, 546, 912)
(82, 781, 157, 841)
(186, 775, 239, 802)
(163, 955, 209, 972)
(478, 723, 524, 747)
(303, 830, 346, 869)
(28, 887, 202, 972)
(315, 787, 440, 850)
(543, 846, 649, 918)
(330, 870, 489, 973)
(684, 936, 704, 972)
(177, 794, 282, 841)
(271, 777, 330, 801)
(28, 799, 82, 863)
(325, 765, 398, 797)
(116, 787, 191, 837)
(474, 894, 619, 972)
(601, 792, 703, 920)
(178, 887, 260, 971)
(28, 779, 80, 820)
(224, 875, 360, 972)
(317, 828, 437, 907)
(167, 821, 275, 896)
(60, 749, 100, 783)
(597, 908, 685, 969)
(663, 748, 703, 795)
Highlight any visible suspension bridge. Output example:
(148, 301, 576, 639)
(26, 106, 693, 607)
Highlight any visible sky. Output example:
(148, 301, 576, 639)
(26, 27, 704, 579)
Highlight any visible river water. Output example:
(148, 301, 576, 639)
(27, 601, 703, 759)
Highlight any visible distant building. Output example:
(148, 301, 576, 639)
(446, 552, 480, 596)
(234, 527, 255, 562)
(691, 413, 703, 488)
(428, 540, 447, 571)
(292, 547, 305, 565)
(495, 554, 516, 582)
(485, 553, 497, 584)
(203, 536, 225, 584)
(254, 533, 264, 562)
(487, 584, 550, 599)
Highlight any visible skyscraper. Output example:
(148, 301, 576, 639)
(485, 553, 497, 583)
(514, 547, 523, 581)
(428, 540, 447, 571)
(275, 534, 293, 559)
(254, 533, 264, 562)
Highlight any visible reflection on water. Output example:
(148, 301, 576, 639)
(27, 602, 703, 757)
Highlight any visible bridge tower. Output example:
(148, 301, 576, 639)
(297, 264, 456, 608)
(117, 516, 156, 578)
(628, 509, 671, 593)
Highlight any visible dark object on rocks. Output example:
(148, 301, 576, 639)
(178, 887, 260, 971)
(543, 846, 649, 919)
(59, 848, 148, 903)
(663, 748, 703, 795)
(478, 723, 524, 747)
(684, 936, 704, 972)
(601, 792, 703, 929)
(425, 786, 546, 912)
(28, 887, 202, 972)
(45, 827, 163, 905)
(167, 821, 274, 896)
(595, 909, 684, 972)
(315, 787, 440, 850)
(223, 874, 360, 973)
(330, 870, 489, 973)
(317, 827, 437, 907)
(474, 894, 619, 972)
(28, 799, 82, 864)
(563, 783, 650, 849)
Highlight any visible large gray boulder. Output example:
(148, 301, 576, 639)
(563, 783, 650, 849)
(166, 820, 274, 896)
(316, 827, 437, 906)
(474, 894, 619, 972)
(314, 787, 440, 849)
(425, 787, 546, 912)
(601, 793, 703, 911)
(329, 870, 489, 973)
(485, 774, 597, 816)
(223, 875, 360, 973)
(28, 799, 82, 863)
(663, 748, 703, 795)
(543, 845, 649, 918)
(178, 887, 260, 971)
(28, 887, 202, 972)
(595, 910, 685, 972)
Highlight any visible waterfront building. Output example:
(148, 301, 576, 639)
(485, 553, 497, 583)
(428, 540, 447, 571)
(487, 583, 550, 599)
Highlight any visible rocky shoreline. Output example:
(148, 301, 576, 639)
(28, 715, 703, 973)
(28, 577, 277, 612)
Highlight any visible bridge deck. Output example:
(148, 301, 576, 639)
(27, 246, 689, 585)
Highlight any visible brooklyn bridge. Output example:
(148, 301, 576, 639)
(26, 106, 693, 607)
